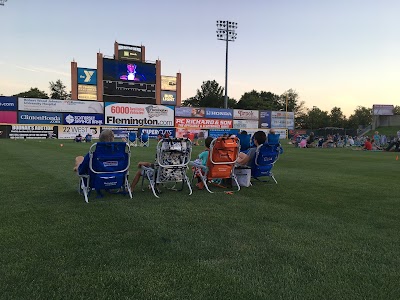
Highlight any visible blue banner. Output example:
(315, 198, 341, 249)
(77, 68, 97, 85)
(18, 111, 62, 124)
(205, 108, 233, 119)
(175, 106, 205, 118)
(208, 129, 239, 138)
(259, 111, 271, 129)
(0, 97, 17, 111)
(139, 128, 175, 139)
(63, 113, 103, 125)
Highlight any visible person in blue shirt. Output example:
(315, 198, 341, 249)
(73, 129, 115, 174)
(193, 136, 213, 189)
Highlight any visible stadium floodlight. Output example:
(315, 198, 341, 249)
(216, 20, 238, 109)
(0, 0, 7, 6)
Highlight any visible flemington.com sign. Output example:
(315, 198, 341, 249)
(104, 102, 174, 126)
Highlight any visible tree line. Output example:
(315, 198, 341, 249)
(182, 80, 400, 130)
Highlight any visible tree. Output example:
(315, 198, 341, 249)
(329, 107, 347, 128)
(300, 106, 330, 129)
(182, 80, 236, 108)
(13, 87, 48, 99)
(49, 79, 69, 100)
(393, 106, 400, 115)
(347, 106, 372, 129)
(236, 90, 280, 110)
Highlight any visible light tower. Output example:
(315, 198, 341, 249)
(216, 20, 238, 109)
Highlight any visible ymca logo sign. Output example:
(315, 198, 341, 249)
(77, 68, 97, 85)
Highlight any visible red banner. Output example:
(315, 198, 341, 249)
(175, 118, 232, 129)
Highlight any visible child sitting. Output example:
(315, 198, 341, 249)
(193, 136, 214, 189)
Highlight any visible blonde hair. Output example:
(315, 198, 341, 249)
(99, 129, 114, 142)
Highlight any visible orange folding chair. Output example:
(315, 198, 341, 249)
(190, 136, 240, 193)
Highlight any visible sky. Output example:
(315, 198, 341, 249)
(1, 0, 400, 116)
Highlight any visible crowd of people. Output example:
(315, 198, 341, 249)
(292, 130, 400, 151)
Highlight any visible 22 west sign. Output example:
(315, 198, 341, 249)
(104, 102, 174, 127)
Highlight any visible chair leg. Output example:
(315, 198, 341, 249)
(232, 174, 241, 191)
(184, 174, 193, 195)
(80, 178, 89, 203)
(271, 174, 278, 184)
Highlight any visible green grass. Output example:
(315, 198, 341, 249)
(375, 126, 400, 136)
(1, 139, 399, 299)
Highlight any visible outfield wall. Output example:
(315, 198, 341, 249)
(0, 97, 292, 140)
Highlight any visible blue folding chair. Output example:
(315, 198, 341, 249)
(128, 132, 137, 147)
(251, 134, 283, 184)
(85, 133, 92, 143)
(78, 142, 132, 203)
(237, 133, 251, 153)
(140, 132, 149, 147)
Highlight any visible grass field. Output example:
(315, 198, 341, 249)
(1, 139, 399, 299)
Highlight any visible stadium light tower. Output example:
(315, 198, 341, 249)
(216, 20, 238, 109)
(0, 0, 7, 6)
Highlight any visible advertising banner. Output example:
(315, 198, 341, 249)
(0, 111, 17, 123)
(58, 125, 100, 139)
(271, 111, 295, 119)
(0, 125, 9, 138)
(18, 98, 104, 113)
(102, 127, 138, 139)
(259, 111, 271, 129)
(77, 68, 97, 85)
(175, 107, 205, 118)
(104, 102, 174, 127)
(271, 111, 295, 129)
(271, 118, 294, 129)
(6, 125, 58, 139)
(18, 111, 62, 124)
(78, 85, 97, 100)
(0, 96, 18, 111)
(233, 109, 259, 120)
(161, 76, 177, 91)
(233, 119, 259, 129)
(205, 108, 233, 119)
(373, 105, 394, 116)
(245, 128, 287, 140)
(208, 129, 239, 138)
(118, 49, 141, 61)
(161, 91, 177, 105)
(138, 128, 175, 139)
(63, 113, 103, 125)
(175, 118, 233, 129)
(175, 128, 208, 140)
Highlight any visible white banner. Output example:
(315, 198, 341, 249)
(271, 111, 294, 119)
(245, 128, 287, 139)
(233, 109, 259, 120)
(18, 98, 104, 113)
(58, 125, 100, 139)
(104, 102, 174, 127)
(233, 119, 259, 129)
(271, 118, 294, 129)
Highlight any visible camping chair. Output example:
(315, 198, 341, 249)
(237, 133, 251, 153)
(128, 132, 137, 147)
(78, 142, 132, 203)
(250, 134, 283, 184)
(140, 132, 149, 147)
(190, 136, 240, 193)
(141, 138, 193, 198)
(85, 134, 92, 143)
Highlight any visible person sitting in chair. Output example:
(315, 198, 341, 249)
(73, 130, 115, 174)
(75, 134, 83, 143)
(236, 131, 267, 167)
